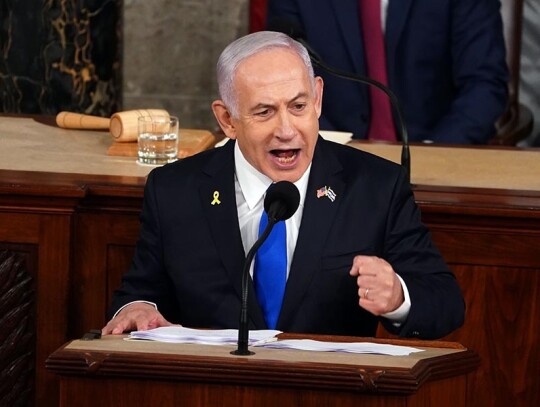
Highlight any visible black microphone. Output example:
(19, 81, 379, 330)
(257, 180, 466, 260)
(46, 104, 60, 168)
(232, 181, 300, 356)
(268, 18, 411, 184)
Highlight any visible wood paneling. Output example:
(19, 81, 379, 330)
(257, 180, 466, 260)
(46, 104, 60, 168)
(0, 250, 35, 407)
(56, 376, 464, 407)
(444, 265, 539, 407)
(70, 212, 139, 338)
(380, 187, 540, 407)
(47, 336, 477, 407)
(0, 211, 72, 407)
(1, 165, 539, 406)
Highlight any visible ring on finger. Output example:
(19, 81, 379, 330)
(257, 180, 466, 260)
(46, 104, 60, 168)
(364, 288, 370, 300)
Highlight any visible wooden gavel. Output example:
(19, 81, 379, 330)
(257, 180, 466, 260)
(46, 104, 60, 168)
(55, 109, 170, 142)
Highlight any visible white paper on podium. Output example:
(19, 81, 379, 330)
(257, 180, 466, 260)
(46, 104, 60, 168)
(128, 326, 281, 346)
(256, 339, 423, 356)
(318, 130, 353, 144)
(128, 327, 422, 356)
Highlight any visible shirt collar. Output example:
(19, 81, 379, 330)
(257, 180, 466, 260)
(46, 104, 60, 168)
(234, 142, 311, 211)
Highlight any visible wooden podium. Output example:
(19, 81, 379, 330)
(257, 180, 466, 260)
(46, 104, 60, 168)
(46, 335, 479, 407)
(2, 116, 539, 406)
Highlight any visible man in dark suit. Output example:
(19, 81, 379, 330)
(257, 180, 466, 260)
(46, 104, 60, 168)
(102, 31, 464, 339)
(267, 0, 509, 144)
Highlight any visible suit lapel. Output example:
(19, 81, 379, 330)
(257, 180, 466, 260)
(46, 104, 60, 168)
(278, 138, 345, 329)
(331, 1, 365, 73)
(329, 0, 415, 80)
(199, 141, 266, 328)
(386, 0, 414, 84)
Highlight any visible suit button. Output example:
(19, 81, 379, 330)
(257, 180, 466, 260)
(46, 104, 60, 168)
(412, 331, 420, 336)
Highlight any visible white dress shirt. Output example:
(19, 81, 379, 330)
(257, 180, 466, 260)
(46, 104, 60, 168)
(234, 142, 310, 278)
(233, 143, 410, 324)
(382, 0, 389, 31)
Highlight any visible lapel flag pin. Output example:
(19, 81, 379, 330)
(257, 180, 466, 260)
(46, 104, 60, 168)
(316, 186, 336, 202)
(211, 190, 221, 205)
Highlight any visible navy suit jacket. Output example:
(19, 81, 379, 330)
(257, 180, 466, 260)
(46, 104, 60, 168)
(267, 0, 509, 144)
(109, 139, 464, 339)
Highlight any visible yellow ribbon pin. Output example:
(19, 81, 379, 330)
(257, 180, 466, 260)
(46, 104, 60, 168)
(211, 191, 221, 205)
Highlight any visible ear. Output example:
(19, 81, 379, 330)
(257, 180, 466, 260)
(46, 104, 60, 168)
(211, 100, 237, 140)
(314, 76, 324, 119)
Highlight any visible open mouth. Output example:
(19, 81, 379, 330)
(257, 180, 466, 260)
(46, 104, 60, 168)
(271, 149, 299, 164)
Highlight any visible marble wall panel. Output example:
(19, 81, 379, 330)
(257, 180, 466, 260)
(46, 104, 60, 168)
(0, 0, 122, 116)
(1, 0, 250, 130)
(122, 0, 249, 130)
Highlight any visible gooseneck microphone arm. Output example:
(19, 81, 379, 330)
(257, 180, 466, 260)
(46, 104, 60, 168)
(308, 52, 411, 183)
(232, 181, 300, 356)
(232, 218, 277, 356)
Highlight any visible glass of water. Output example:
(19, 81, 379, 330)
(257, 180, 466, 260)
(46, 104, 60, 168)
(137, 115, 179, 165)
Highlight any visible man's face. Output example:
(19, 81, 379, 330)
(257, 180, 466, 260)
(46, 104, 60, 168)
(214, 48, 323, 183)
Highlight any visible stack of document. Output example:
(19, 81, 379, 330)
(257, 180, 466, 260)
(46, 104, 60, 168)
(128, 326, 280, 346)
(260, 339, 423, 356)
(128, 327, 423, 356)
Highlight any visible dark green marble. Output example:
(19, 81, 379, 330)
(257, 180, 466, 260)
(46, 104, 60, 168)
(0, 0, 122, 116)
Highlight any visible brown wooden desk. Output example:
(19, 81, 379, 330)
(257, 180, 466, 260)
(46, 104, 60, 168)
(1, 116, 539, 406)
(46, 335, 478, 407)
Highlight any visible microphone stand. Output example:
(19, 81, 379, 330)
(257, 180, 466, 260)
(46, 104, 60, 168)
(231, 217, 277, 356)
(303, 44, 411, 184)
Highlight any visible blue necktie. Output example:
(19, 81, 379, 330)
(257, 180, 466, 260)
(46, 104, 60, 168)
(254, 210, 287, 329)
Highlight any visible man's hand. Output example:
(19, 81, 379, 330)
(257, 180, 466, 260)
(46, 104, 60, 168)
(101, 302, 173, 335)
(349, 255, 404, 315)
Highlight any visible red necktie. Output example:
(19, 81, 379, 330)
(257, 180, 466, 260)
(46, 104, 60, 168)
(359, 0, 397, 141)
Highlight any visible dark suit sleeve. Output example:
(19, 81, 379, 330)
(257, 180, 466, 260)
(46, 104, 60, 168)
(379, 169, 465, 339)
(107, 169, 179, 321)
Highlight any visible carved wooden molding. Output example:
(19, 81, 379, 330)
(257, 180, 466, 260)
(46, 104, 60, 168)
(47, 337, 479, 396)
(0, 250, 35, 406)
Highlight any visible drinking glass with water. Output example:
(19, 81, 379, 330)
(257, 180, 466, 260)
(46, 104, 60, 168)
(137, 115, 179, 165)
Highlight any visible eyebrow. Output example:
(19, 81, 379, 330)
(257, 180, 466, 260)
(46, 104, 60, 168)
(250, 92, 310, 112)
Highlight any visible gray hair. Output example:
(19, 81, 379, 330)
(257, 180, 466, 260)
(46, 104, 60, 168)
(216, 31, 316, 118)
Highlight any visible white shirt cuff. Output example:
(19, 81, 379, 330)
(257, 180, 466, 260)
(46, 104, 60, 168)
(382, 274, 411, 326)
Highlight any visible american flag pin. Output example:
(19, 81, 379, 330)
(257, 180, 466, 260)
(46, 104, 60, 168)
(316, 186, 336, 202)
